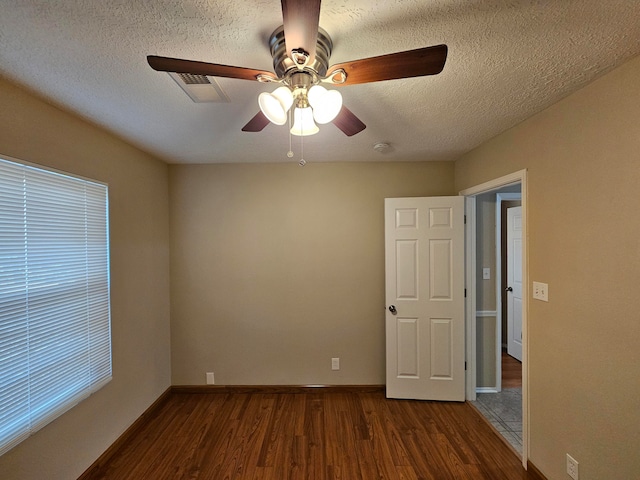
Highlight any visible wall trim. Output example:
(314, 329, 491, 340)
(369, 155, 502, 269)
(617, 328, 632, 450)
(171, 384, 386, 394)
(77, 387, 173, 480)
(476, 310, 497, 317)
(476, 387, 499, 393)
(459, 170, 525, 196)
(464, 196, 477, 401)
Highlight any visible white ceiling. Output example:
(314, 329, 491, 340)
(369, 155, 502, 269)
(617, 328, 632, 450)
(1, 0, 639, 165)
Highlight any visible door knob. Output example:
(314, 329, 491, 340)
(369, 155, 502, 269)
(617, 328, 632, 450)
(505, 286, 513, 292)
(388, 305, 397, 314)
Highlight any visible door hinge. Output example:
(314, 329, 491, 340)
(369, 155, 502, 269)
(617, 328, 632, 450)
(464, 288, 467, 298)
(464, 214, 467, 224)
(465, 361, 467, 371)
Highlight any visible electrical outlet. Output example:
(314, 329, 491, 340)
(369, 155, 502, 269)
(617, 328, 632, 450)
(532, 281, 549, 302)
(566, 453, 579, 480)
(331, 358, 340, 371)
(206, 372, 215, 385)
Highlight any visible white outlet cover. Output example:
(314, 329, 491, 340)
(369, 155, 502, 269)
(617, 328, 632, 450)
(331, 358, 340, 370)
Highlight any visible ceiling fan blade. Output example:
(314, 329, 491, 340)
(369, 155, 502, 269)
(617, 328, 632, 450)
(241, 111, 270, 132)
(326, 44, 448, 86)
(281, 0, 321, 64)
(148, 55, 275, 82)
(332, 106, 366, 136)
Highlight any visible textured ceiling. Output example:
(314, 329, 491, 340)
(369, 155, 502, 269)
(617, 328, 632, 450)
(1, 0, 639, 164)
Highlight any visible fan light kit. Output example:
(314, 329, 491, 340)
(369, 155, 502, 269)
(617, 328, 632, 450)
(147, 0, 448, 159)
(259, 83, 343, 136)
(252, 25, 347, 138)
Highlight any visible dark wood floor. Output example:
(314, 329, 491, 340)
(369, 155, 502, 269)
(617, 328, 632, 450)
(82, 389, 538, 480)
(502, 350, 522, 388)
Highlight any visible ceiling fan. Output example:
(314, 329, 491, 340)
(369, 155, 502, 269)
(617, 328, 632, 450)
(147, 0, 447, 137)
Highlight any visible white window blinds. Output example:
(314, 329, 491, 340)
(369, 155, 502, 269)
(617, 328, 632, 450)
(0, 156, 111, 456)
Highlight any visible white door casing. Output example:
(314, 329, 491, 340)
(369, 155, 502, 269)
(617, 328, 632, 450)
(459, 170, 528, 468)
(385, 196, 465, 401)
(507, 206, 523, 361)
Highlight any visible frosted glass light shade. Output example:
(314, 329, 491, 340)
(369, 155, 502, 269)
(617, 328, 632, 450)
(307, 85, 343, 124)
(271, 86, 294, 111)
(307, 85, 327, 106)
(290, 107, 319, 136)
(258, 86, 294, 125)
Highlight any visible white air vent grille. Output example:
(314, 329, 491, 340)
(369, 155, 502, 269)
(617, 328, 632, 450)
(168, 72, 230, 103)
(178, 73, 211, 85)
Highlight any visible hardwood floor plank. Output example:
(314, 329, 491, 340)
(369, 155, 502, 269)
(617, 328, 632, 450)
(152, 395, 227, 479)
(358, 395, 408, 476)
(187, 395, 245, 479)
(238, 395, 275, 478)
(327, 395, 363, 480)
(257, 394, 293, 467)
(502, 350, 522, 388)
(394, 465, 420, 479)
(364, 394, 412, 467)
(100, 394, 205, 479)
(80, 391, 539, 480)
(304, 395, 326, 480)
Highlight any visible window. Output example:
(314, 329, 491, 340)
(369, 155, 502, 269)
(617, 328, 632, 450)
(0, 156, 111, 455)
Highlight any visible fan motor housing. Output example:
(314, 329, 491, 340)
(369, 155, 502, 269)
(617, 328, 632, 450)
(269, 25, 333, 78)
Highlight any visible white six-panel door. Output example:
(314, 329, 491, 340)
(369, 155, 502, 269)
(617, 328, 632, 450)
(507, 206, 523, 361)
(385, 197, 465, 401)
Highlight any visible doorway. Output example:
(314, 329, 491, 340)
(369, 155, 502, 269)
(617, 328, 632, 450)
(460, 170, 528, 466)
(473, 188, 523, 454)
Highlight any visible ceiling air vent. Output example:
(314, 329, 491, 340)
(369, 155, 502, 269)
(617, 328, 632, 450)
(167, 72, 230, 103)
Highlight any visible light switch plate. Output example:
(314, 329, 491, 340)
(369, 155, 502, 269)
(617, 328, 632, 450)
(532, 281, 548, 301)
(482, 267, 491, 280)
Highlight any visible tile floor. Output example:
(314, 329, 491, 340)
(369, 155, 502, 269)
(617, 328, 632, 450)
(472, 387, 523, 455)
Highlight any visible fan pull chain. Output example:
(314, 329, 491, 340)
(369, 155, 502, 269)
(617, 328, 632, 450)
(299, 111, 306, 166)
(287, 108, 294, 158)
(299, 133, 306, 166)
(285, 108, 306, 166)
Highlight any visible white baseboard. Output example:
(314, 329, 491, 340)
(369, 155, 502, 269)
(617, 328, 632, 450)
(476, 387, 499, 393)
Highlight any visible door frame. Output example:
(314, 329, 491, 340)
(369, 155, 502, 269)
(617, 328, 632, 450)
(460, 169, 529, 467)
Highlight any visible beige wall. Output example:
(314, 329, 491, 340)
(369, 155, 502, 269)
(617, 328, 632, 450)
(455, 56, 640, 479)
(0, 77, 172, 480)
(169, 162, 455, 385)
(476, 316, 496, 387)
